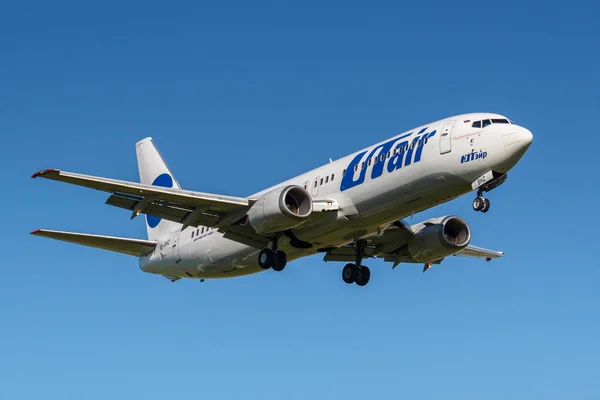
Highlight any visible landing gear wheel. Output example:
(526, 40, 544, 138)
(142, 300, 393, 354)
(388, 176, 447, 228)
(473, 197, 484, 211)
(342, 263, 357, 284)
(272, 251, 287, 272)
(481, 198, 491, 213)
(355, 266, 371, 286)
(258, 248, 275, 269)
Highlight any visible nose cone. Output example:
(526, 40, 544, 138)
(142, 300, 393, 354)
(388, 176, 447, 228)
(497, 127, 533, 173)
(518, 127, 533, 147)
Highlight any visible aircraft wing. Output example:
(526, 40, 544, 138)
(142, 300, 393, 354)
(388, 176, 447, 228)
(31, 168, 319, 249)
(454, 245, 504, 260)
(32, 168, 253, 229)
(30, 229, 156, 257)
(323, 220, 503, 266)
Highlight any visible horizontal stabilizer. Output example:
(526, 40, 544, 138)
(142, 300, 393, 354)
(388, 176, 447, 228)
(30, 229, 156, 257)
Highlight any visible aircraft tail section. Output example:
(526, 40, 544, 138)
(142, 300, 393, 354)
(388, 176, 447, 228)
(136, 137, 182, 241)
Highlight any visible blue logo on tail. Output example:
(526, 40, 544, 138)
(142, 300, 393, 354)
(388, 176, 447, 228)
(146, 173, 173, 228)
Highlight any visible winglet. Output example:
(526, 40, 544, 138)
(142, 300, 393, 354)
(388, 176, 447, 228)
(31, 169, 56, 179)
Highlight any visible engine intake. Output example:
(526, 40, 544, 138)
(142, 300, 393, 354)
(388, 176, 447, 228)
(247, 185, 313, 235)
(407, 216, 471, 262)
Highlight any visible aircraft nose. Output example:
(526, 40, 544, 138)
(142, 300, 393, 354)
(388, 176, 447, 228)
(519, 127, 533, 146)
(497, 126, 533, 173)
(502, 126, 533, 151)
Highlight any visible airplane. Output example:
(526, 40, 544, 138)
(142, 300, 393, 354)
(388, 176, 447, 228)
(31, 113, 533, 287)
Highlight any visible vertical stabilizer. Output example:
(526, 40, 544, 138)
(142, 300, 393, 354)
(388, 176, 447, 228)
(136, 137, 182, 241)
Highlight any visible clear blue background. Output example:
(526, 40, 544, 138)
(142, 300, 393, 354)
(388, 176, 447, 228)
(2, 1, 599, 398)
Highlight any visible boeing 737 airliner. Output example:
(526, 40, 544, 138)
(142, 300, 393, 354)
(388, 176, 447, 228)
(31, 113, 532, 286)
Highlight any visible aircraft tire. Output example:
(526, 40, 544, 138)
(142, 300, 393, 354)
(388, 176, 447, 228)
(342, 263, 357, 284)
(272, 251, 287, 272)
(472, 197, 483, 211)
(355, 266, 371, 287)
(481, 198, 491, 213)
(258, 248, 275, 269)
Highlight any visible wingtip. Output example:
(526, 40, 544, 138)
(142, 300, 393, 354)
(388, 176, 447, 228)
(31, 168, 56, 179)
(30, 229, 42, 235)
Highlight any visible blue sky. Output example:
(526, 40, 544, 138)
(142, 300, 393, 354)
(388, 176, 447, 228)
(1, 1, 599, 398)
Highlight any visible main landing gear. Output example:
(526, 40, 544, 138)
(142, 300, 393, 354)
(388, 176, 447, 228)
(342, 239, 371, 287)
(472, 190, 491, 213)
(258, 234, 287, 272)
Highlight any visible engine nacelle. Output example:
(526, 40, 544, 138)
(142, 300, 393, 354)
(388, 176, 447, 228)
(247, 185, 313, 235)
(407, 216, 471, 262)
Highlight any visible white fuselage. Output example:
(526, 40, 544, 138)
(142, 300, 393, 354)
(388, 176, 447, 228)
(139, 113, 533, 279)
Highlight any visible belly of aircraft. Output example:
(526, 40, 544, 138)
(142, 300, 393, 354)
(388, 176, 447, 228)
(160, 171, 473, 280)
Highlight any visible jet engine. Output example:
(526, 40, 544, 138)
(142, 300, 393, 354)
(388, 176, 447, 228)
(247, 185, 313, 235)
(407, 216, 471, 262)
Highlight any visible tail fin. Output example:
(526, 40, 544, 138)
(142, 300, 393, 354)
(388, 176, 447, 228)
(136, 137, 182, 241)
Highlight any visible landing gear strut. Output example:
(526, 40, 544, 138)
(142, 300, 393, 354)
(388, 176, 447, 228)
(472, 190, 491, 213)
(341, 239, 371, 287)
(258, 234, 287, 271)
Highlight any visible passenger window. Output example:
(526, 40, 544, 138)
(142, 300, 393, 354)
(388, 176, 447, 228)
(196, 229, 199, 235)
(201, 227, 205, 234)
(387, 151, 391, 158)
(482, 119, 492, 127)
(304, 184, 307, 190)
(410, 142, 414, 150)
(314, 180, 318, 188)
(331, 174, 334, 181)
(361, 162, 365, 169)
(380, 154, 385, 162)
(320, 178, 323, 185)
(492, 118, 509, 124)
(404, 144, 408, 152)
(424, 137, 428, 144)
(342, 169, 346, 176)
(368, 159, 372, 166)
(325, 176, 329, 183)
(191, 231, 195, 238)
(417, 139, 421, 146)
(472, 121, 481, 128)
(398, 146, 403, 154)
(354, 165, 358, 172)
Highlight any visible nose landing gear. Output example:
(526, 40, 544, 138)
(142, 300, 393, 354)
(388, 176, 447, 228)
(471, 172, 508, 213)
(472, 190, 491, 213)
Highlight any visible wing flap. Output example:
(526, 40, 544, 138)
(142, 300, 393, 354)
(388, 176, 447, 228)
(30, 229, 157, 257)
(105, 193, 222, 227)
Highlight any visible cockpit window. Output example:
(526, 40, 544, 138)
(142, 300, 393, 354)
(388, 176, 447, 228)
(472, 117, 512, 128)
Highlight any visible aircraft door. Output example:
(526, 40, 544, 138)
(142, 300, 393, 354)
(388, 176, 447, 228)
(439, 120, 455, 154)
(311, 176, 320, 197)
